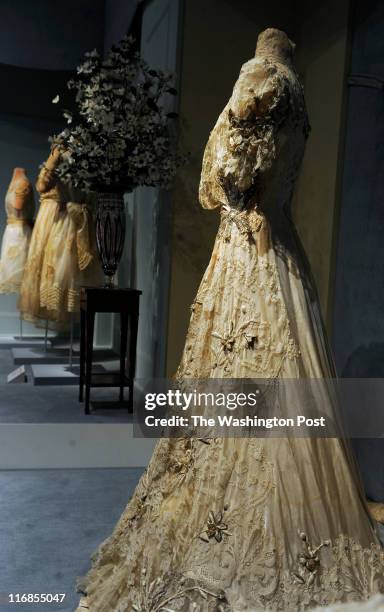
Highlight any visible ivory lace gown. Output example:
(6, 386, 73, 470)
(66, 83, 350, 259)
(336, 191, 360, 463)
(0, 169, 34, 293)
(77, 30, 384, 611)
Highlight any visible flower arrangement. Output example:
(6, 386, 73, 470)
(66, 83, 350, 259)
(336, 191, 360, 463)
(50, 35, 183, 193)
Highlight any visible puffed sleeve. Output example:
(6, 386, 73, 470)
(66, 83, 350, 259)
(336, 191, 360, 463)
(199, 118, 227, 210)
(199, 60, 289, 211)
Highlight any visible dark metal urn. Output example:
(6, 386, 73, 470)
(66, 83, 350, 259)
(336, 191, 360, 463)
(95, 192, 126, 287)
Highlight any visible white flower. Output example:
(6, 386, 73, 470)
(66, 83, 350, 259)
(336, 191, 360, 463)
(49, 35, 184, 191)
(52, 95, 59, 104)
(63, 111, 72, 124)
(85, 49, 99, 58)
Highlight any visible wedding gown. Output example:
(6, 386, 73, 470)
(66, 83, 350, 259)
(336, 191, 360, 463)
(18, 149, 69, 327)
(76, 29, 384, 611)
(19, 150, 100, 329)
(0, 169, 34, 293)
(39, 187, 100, 326)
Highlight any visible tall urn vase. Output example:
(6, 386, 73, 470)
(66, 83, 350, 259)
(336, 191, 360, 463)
(95, 192, 126, 288)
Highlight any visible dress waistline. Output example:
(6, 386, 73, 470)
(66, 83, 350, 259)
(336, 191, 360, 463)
(219, 203, 264, 240)
(7, 218, 32, 226)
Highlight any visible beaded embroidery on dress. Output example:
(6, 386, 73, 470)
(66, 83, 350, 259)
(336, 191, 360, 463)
(76, 29, 384, 611)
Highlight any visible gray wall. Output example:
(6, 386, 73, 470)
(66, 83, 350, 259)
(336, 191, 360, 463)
(333, 0, 384, 379)
(104, 0, 138, 53)
(0, 0, 104, 69)
(332, 0, 384, 502)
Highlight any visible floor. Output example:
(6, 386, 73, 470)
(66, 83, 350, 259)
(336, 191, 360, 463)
(0, 349, 132, 423)
(0, 468, 143, 612)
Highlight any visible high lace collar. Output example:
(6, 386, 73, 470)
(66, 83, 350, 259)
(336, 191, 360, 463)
(255, 51, 293, 68)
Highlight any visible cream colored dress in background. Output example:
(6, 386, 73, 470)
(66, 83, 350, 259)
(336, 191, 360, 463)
(0, 169, 34, 293)
(18, 151, 68, 326)
(39, 188, 100, 327)
(76, 30, 384, 611)
(19, 150, 100, 329)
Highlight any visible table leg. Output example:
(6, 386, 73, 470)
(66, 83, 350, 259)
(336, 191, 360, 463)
(119, 312, 129, 402)
(85, 310, 95, 415)
(128, 309, 139, 413)
(79, 308, 85, 402)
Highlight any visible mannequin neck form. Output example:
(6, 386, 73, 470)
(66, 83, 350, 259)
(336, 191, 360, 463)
(255, 43, 292, 66)
(12, 167, 27, 180)
(255, 29, 294, 66)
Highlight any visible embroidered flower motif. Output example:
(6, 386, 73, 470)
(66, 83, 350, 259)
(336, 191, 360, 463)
(292, 531, 330, 587)
(199, 510, 232, 543)
(132, 569, 228, 612)
(167, 439, 194, 482)
(212, 321, 236, 354)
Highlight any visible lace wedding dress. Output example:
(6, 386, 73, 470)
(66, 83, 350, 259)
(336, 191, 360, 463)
(76, 29, 384, 611)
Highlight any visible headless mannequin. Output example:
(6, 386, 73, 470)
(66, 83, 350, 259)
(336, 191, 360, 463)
(8, 168, 34, 215)
(0, 167, 35, 293)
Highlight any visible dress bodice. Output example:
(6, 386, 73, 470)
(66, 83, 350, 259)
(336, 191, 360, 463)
(199, 56, 310, 220)
(5, 171, 35, 221)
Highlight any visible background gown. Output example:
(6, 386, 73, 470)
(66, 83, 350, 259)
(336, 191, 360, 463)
(76, 30, 384, 612)
(39, 186, 100, 328)
(18, 151, 68, 327)
(0, 170, 34, 293)
(19, 151, 100, 329)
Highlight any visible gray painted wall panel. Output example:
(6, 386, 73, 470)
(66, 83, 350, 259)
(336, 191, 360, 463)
(332, 0, 384, 502)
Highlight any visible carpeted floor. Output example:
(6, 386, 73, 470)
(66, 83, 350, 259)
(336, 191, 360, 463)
(0, 349, 132, 423)
(0, 468, 142, 611)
